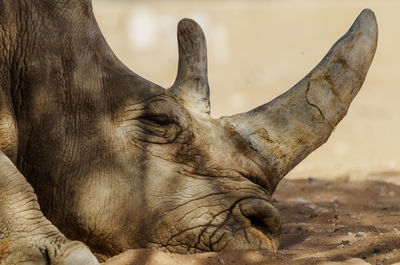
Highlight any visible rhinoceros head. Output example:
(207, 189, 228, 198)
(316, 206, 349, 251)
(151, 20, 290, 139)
(5, 1, 376, 258)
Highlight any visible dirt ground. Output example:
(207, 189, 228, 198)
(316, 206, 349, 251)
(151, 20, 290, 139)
(94, 1, 400, 264)
(102, 178, 400, 265)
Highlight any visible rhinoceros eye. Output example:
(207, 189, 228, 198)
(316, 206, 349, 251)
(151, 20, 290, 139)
(121, 96, 183, 144)
(140, 114, 175, 127)
(125, 113, 180, 144)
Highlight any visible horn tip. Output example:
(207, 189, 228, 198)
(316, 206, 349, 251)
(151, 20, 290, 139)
(355, 9, 378, 41)
(178, 18, 203, 33)
(177, 17, 206, 49)
(360, 8, 376, 21)
(179, 18, 196, 25)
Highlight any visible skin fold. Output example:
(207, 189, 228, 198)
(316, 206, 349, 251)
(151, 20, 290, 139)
(0, 0, 377, 263)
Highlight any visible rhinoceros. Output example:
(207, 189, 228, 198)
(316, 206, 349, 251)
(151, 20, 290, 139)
(0, 0, 377, 264)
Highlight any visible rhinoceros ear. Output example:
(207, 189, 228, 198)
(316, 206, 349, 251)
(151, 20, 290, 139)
(224, 9, 378, 191)
(169, 19, 210, 114)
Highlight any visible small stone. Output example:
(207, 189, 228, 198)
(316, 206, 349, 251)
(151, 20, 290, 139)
(296, 226, 304, 231)
(310, 213, 318, 218)
(355, 232, 364, 238)
(341, 240, 350, 245)
(334, 214, 339, 219)
(329, 195, 338, 202)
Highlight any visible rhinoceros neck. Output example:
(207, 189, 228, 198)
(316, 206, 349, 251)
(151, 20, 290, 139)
(0, 1, 162, 250)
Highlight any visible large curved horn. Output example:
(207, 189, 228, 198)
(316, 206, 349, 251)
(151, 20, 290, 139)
(223, 9, 378, 190)
(169, 19, 210, 114)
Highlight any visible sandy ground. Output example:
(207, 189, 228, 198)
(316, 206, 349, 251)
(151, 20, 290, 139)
(92, 1, 400, 264)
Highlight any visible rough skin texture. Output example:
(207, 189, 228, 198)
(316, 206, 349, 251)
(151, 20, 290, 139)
(0, 0, 377, 263)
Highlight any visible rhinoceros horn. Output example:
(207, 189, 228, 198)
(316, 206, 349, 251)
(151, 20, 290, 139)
(224, 9, 378, 191)
(171, 9, 377, 192)
(170, 18, 210, 114)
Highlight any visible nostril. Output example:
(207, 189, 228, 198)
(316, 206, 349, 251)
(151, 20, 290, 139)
(247, 215, 271, 234)
(248, 216, 264, 227)
(237, 198, 282, 251)
(239, 198, 282, 235)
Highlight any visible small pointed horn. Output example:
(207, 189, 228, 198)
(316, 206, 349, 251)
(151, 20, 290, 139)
(224, 9, 378, 191)
(169, 18, 210, 114)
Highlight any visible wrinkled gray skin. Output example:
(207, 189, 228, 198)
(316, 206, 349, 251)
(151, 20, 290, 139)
(0, 0, 377, 263)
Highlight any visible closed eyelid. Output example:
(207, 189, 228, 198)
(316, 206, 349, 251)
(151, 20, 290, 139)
(122, 95, 182, 120)
(116, 95, 188, 144)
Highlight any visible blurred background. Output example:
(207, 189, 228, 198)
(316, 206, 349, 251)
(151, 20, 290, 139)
(93, 0, 400, 184)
